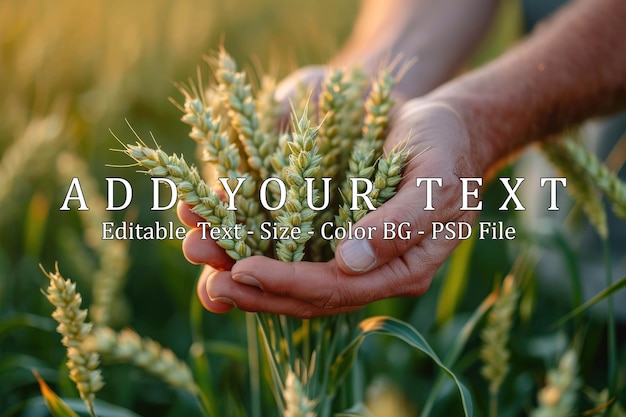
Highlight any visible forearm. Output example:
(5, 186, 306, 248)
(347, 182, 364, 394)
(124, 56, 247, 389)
(428, 0, 626, 176)
(333, 0, 500, 98)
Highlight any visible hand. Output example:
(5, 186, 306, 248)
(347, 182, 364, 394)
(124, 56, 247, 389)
(179, 59, 381, 315)
(182, 98, 488, 318)
(178, 202, 236, 313)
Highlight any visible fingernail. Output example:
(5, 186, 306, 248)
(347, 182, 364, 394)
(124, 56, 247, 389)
(213, 296, 236, 306)
(232, 273, 263, 290)
(339, 238, 376, 272)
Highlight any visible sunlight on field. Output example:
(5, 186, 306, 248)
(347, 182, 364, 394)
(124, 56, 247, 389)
(0, 0, 358, 231)
(0, 0, 357, 145)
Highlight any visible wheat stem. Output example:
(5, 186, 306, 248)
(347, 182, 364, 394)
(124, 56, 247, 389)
(42, 264, 103, 417)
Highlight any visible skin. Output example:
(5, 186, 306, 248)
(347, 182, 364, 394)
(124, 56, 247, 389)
(273, 0, 498, 117)
(182, 0, 626, 318)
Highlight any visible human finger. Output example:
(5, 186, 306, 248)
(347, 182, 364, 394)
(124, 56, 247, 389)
(177, 201, 206, 228)
(201, 262, 359, 318)
(196, 266, 235, 314)
(227, 238, 452, 312)
(335, 155, 464, 275)
(334, 101, 479, 274)
(183, 227, 235, 270)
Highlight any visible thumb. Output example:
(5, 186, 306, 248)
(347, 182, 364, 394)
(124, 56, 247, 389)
(334, 193, 423, 274)
(334, 175, 461, 274)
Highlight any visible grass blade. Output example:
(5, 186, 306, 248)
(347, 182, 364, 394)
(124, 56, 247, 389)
(334, 402, 376, 417)
(602, 239, 617, 416)
(436, 235, 476, 326)
(0, 313, 56, 343)
(33, 370, 81, 417)
(189, 291, 217, 417)
(421, 288, 498, 416)
(553, 275, 626, 328)
(330, 316, 473, 416)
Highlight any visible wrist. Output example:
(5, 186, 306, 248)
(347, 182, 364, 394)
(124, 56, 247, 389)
(424, 85, 516, 180)
(332, 0, 499, 100)
(423, 0, 626, 180)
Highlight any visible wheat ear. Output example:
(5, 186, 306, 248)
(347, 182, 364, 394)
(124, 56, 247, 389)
(307, 68, 369, 260)
(336, 64, 399, 216)
(42, 264, 104, 417)
(336, 66, 399, 221)
(180, 95, 268, 254)
(274, 109, 322, 262)
(370, 143, 411, 207)
(118, 136, 251, 260)
(316, 68, 368, 181)
(283, 369, 317, 417)
(563, 137, 626, 218)
(361, 67, 398, 155)
(531, 349, 581, 417)
(544, 136, 626, 237)
(214, 49, 270, 180)
(331, 143, 410, 252)
(256, 74, 281, 135)
(480, 274, 519, 403)
(83, 326, 197, 393)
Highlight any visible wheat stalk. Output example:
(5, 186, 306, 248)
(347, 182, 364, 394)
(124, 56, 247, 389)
(274, 109, 322, 262)
(117, 134, 251, 260)
(544, 135, 626, 238)
(370, 144, 411, 207)
(531, 349, 581, 417)
(114, 51, 411, 417)
(283, 370, 317, 417)
(480, 274, 520, 416)
(361, 67, 398, 154)
(316, 68, 367, 180)
(563, 138, 626, 218)
(180, 93, 268, 253)
(83, 326, 197, 393)
(308, 68, 369, 260)
(256, 74, 281, 136)
(42, 264, 104, 417)
(334, 65, 401, 230)
(331, 143, 409, 252)
(214, 49, 270, 180)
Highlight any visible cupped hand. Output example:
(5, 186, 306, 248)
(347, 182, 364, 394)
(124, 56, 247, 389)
(181, 98, 487, 318)
(178, 201, 235, 313)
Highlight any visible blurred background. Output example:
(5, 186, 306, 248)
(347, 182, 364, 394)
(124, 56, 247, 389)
(1, 1, 622, 416)
(0, 1, 361, 414)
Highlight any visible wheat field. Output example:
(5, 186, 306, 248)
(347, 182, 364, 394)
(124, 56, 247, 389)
(1, 1, 624, 416)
